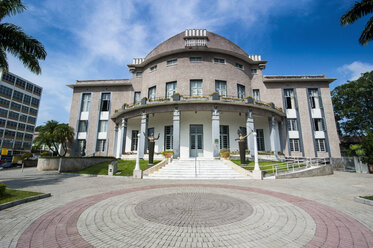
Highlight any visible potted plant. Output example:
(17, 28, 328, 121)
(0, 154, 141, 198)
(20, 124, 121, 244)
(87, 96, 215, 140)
(172, 93, 180, 101)
(162, 150, 174, 158)
(210, 92, 220, 100)
(245, 97, 254, 104)
(219, 149, 230, 159)
(141, 97, 147, 105)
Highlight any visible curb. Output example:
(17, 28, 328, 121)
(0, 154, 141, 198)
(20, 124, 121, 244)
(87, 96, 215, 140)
(60, 172, 132, 179)
(0, 193, 51, 211)
(354, 196, 373, 207)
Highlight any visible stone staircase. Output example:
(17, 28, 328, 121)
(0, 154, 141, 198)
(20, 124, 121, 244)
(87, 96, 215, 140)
(144, 159, 250, 179)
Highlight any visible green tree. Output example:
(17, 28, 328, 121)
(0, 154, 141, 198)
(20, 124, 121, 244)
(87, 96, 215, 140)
(0, 0, 47, 74)
(332, 71, 373, 136)
(340, 0, 373, 45)
(361, 131, 373, 164)
(34, 120, 74, 157)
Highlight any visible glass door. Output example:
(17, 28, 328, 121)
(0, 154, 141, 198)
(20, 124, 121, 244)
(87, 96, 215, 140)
(190, 125, 203, 157)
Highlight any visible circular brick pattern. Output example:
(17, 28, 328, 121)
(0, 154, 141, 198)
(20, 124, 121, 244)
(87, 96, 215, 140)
(16, 184, 373, 248)
(135, 192, 253, 227)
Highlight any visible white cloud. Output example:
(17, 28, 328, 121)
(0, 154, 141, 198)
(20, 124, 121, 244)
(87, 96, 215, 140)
(338, 61, 373, 81)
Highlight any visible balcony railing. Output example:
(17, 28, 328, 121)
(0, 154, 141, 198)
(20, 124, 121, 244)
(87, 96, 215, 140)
(116, 93, 284, 113)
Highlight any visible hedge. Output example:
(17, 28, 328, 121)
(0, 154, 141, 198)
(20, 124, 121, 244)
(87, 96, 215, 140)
(0, 183, 6, 197)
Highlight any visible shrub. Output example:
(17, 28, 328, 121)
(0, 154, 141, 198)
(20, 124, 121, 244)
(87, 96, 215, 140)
(41, 152, 50, 156)
(220, 149, 230, 159)
(0, 183, 6, 197)
(162, 150, 174, 158)
(21, 152, 33, 161)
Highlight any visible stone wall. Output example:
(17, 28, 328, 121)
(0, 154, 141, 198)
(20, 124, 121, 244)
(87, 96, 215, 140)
(275, 163, 333, 179)
(37, 157, 115, 172)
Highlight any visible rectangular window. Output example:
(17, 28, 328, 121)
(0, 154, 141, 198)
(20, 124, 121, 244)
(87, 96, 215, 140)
(235, 63, 244, 70)
(81, 93, 91, 112)
(23, 94, 31, 104)
(0, 85, 13, 97)
(136, 72, 142, 77)
(287, 119, 298, 131)
(20, 114, 27, 122)
(28, 116, 36, 124)
(308, 89, 320, 109)
(78, 120, 88, 132)
(6, 120, 17, 128)
(164, 125, 173, 150)
(0, 98, 10, 107)
(15, 79, 26, 88)
(26, 125, 34, 132)
(2, 73, 16, 83)
(8, 111, 19, 119)
(284, 89, 295, 109)
(16, 132, 24, 139)
(4, 130, 15, 138)
(251, 69, 257, 74)
(11, 102, 21, 110)
(256, 129, 265, 151)
(29, 108, 37, 116)
(31, 97, 39, 106)
(289, 139, 300, 152)
(33, 87, 42, 95)
(0, 108, 7, 117)
(0, 118, 5, 127)
(98, 120, 108, 132)
(190, 80, 203, 96)
(12, 90, 23, 101)
(96, 139, 106, 152)
(166, 59, 177, 66)
(21, 106, 29, 114)
(131, 130, 139, 151)
(215, 80, 227, 96)
(316, 139, 326, 152)
(134, 92, 141, 104)
(150, 65, 157, 72)
(166, 81, 177, 98)
(190, 57, 202, 62)
(148, 86, 156, 100)
(253, 89, 260, 101)
(26, 83, 33, 91)
(24, 133, 33, 140)
(237, 84, 245, 99)
(100, 93, 110, 111)
(78, 140, 86, 156)
(214, 58, 225, 64)
(17, 123, 25, 130)
(219, 125, 229, 149)
(313, 118, 324, 131)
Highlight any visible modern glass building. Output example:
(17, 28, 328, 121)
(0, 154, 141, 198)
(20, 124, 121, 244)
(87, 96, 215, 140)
(67, 29, 341, 160)
(0, 72, 42, 156)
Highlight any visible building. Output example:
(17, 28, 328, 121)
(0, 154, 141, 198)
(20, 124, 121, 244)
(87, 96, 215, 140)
(0, 72, 42, 156)
(67, 29, 341, 160)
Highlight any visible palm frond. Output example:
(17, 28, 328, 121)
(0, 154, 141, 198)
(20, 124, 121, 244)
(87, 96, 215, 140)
(0, 23, 46, 74)
(340, 0, 373, 25)
(359, 16, 373, 45)
(0, 47, 8, 73)
(0, 0, 26, 21)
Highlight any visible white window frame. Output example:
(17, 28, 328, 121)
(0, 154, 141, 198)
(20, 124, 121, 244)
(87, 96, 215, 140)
(314, 118, 324, 131)
(309, 89, 320, 109)
(136, 72, 142, 78)
(98, 120, 108, 132)
(166, 81, 177, 98)
(150, 65, 157, 72)
(166, 59, 178, 66)
(81, 93, 91, 112)
(215, 80, 227, 97)
(251, 69, 257, 74)
(148, 86, 156, 100)
(284, 89, 295, 109)
(190, 57, 202, 63)
(235, 63, 244, 70)
(287, 119, 298, 131)
(237, 84, 245, 99)
(214, 58, 226, 64)
(134, 92, 141, 104)
(289, 139, 300, 152)
(96, 139, 106, 152)
(316, 139, 326, 152)
(253, 89, 260, 101)
(190, 80, 203, 96)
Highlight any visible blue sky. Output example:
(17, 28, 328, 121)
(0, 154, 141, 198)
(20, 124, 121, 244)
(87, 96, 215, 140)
(4, 0, 373, 126)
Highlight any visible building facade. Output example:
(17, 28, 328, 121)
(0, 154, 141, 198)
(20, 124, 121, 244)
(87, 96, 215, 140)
(68, 29, 341, 160)
(0, 72, 42, 155)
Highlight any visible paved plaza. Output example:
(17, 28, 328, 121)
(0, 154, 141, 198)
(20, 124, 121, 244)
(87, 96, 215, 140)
(0, 168, 373, 247)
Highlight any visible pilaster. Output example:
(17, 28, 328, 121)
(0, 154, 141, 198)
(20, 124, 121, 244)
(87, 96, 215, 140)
(173, 107, 180, 158)
(212, 107, 220, 158)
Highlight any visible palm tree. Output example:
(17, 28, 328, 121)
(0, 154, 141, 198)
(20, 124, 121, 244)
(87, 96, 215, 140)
(0, 0, 46, 74)
(340, 0, 373, 45)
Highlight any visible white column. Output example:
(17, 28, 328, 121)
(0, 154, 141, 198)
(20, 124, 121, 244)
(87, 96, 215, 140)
(246, 109, 255, 156)
(252, 132, 263, 180)
(139, 113, 148, 159)
(269, 116, 278, 156)
(116, 118, 126, 159)
(133, 133, 143, 178)
(212, 108, 220, 158)
(173, 108, 180, 158)
(114, 124, 119, 158)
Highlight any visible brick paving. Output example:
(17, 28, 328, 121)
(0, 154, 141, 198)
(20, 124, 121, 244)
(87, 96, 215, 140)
(0, 168, 373, 247)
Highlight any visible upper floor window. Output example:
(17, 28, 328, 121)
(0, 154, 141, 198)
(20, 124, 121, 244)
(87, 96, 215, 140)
(15, 79, 26, 88)
(81, 93, 91, 112)
(98, 120, 108, 132)
(309, 89, 320, 109)
(253, 89, 260, 101)
(100, 93, 110, 112)
(21, 106, 29, 113)
(235, 63, 244, 70)
(26, 83, 33, 91)
(316, 139, 326, 152)
(33, 87, 42, 95)
(11, 102, 21, 110)
(251, 69, 257, 74)
(0, 108, 7, 116)
(284, 89, 295, 109)
(23, 94, 31, 104)
(134, 92, 141, 104)
(96, 139, 106, 152)
(12, 90, 23, 101)
(17, 123, 25, 130)
(190, 57, 202, 63)
(2, 73, 16, 83)
(166, 81, 177, 98)
(167, 59, 177, 66)
(78, 120, 88, 132)
(0, 98, 10, 107)
(8, 111, 19, 119)
(287, 119, 298, 131)
(215, 80, 227, 97)
(313, 118, 324, 131)
(214, 58, 225, 64)
(136, 72, 142, 78)
(150, 65, 157, 72)
(148, 86, 156, 100)
(0, 85, 13, 97)
(237, 84, 245, 99)
(289, 139, 300, 152)
(20, 114, 27, 122)
(31, 97, 39, 106)
(190, 80, 203, 96)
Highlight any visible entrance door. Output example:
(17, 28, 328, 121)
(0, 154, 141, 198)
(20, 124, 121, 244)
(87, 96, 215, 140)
(190, 125, 203, 157)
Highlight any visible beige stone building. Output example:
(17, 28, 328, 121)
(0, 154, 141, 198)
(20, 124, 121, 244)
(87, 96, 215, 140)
(67, 29, 341, 160)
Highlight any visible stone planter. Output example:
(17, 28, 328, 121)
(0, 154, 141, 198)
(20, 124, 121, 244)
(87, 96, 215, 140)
(172, 94, 180, 101)
(141, 98, 147, 105)
(246, 97, 254, 104)
(211, 93, 220, 100)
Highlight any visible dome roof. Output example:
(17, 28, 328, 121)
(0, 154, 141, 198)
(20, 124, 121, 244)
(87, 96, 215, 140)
(144, 30, 249, 62)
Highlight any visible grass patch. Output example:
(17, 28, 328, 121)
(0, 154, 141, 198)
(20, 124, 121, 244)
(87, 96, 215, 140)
(361, 196, 373, 201)
(231, 160, 306, 175)
(0, 188, 43, 204)
(74, 159, 161, 176)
